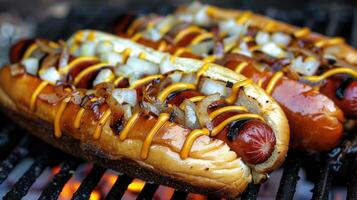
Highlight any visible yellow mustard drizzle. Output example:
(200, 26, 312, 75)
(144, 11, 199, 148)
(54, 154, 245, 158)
(304, 68, 357, 82)
(93, 109, 112, 139)
(315, 37, 344, 48)
(121, 48, 132, 64)
(263, 21, 275, 32)
(208, 106, 248, 120)
(294, 27, 311, 38)
(30, 81, 49, 112)
(59, 56, 98, 74)
(236, 11, 253, 24)
(131, 33, 143, 42)
(157, 83, 196, 102)
(138, 52, 146, 59)
(265, 71, 284, 95)
(23, 43, 38, 59)
(225, 79, 252, 104)
(203, 55, 216, 63)
(173, 47, 191, 57)
(129, 74, 163, 89)
(113, 76, 125, 85)
(127, 18, 144, 36)
(179, 96, 205, 110)
(87, 31, 96, 41)
(210, 114, 265, 137)
(54, 97, 71, 138)
(180, 129, 210, 159)
(73, 63, 109, 85)
(196, 63, 210, 80)
(141, 113, 170, 159)
(74, 108, 85, 128)
(157, 41, 167, 51)
(119, 112, 140, 141)
(234, 62, 249, 73)
(173, 26, 205, 44)
(190, 32, 214, 45)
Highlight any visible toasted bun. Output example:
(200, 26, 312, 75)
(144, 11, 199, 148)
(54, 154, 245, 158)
(0, 30, 289, 198)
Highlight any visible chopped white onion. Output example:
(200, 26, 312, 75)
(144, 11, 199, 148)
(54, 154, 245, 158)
(141, 101, 160, 116)
(112, 88, 137, 107)
(261, 42, 285, 58)
(155, 15, 175, 32)
(159, 56, 176, 73)
(116, 57, 159, 77)
(234, 42, 252, 57)
(290, 56, 320, 76)
(80, 42, 96, 56)
(96, 41, 113, 55)
(21, 57, 39, 75)
(194, 6, 210, 26)
(180, 72, 198, 84)
(183, 100, 200, 129)
(142, 28, 162, 42)
(93, 69, 114, 86)
(122, 104, 132, 120)
(196, 94, 220, 130)
(272, 32, 291, 46)
(219, 19, 246, 36)
(255, 31, 270, 46)
(168, 71, 183, 83)
(190, 40, 214, 56)
(200, 79, 230, 97)
(100, 52, 123, 66)
(39, 67, 61, 84)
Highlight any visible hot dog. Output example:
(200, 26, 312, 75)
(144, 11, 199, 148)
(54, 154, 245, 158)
(111, 3, 357, 151)
(0, 31, 289, 198)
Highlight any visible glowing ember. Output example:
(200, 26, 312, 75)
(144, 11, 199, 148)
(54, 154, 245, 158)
(127, 179, 145, 193)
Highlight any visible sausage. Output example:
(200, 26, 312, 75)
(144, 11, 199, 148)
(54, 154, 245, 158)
(320, 77, 357, 119)
(220, 53, 345, 151)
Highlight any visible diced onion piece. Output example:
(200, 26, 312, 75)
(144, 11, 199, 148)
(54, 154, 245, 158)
(255, 31, 270, 46)
(39, 66, 61, 84)
(180, 72, 198, 84)
(141, 101, 160, 116)
(100, 52, 123, 66)
(291, 56, 320, 76)
(118, 57, 159, 77)
(159, 56, 176, 73)
(183, 100, 200, 129)
(219, 19, 246, 36)
(190, 40, 214, 56)
(80, 42, 96, 56)
(261, 42, 285, 58)
(143, 28, 162, 41)
(196, 94, 220, 130)
(200, 79, 230, 97)
(233, 42, 252, 57)
(96, 41, 113, 55)
(172, 105, 185, 125)
(194, 6, 210, 26)
(122, 104, 132, 120)
(155, 15, 175, 33)
(168, 71, 183, 83)
(21, 57, 39, 75)
(93, 69, 114, 86)
(272, 32, 291, 46)
(112, 88, 137, 107)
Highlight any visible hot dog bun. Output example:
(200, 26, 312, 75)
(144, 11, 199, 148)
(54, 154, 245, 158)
(0, 30, 289, 198)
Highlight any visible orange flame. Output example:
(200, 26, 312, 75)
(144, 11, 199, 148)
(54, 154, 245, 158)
(127, 179, 145, 193)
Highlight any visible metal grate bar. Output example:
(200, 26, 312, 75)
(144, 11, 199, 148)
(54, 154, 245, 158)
(347, 157, 357, 200)
(3, 151, 49, 200)
(311, 154, 333, 200)
(71, 165, 106, 200)
(105, 174, 133, 200)
(170, 190, 188, 200)
(240, 183, 260, 200)
(276, 151, 302, 200)
(352, 9, 357, 47)
(38, 159, 80, 200)
(0, 136, 30, 185)
(136, 183, 159, 200)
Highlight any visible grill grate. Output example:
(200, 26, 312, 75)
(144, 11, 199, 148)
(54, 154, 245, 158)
(1, 2, 357, 200)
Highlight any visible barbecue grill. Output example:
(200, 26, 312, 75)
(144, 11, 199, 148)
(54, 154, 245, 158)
(0, 1, 356, 199)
